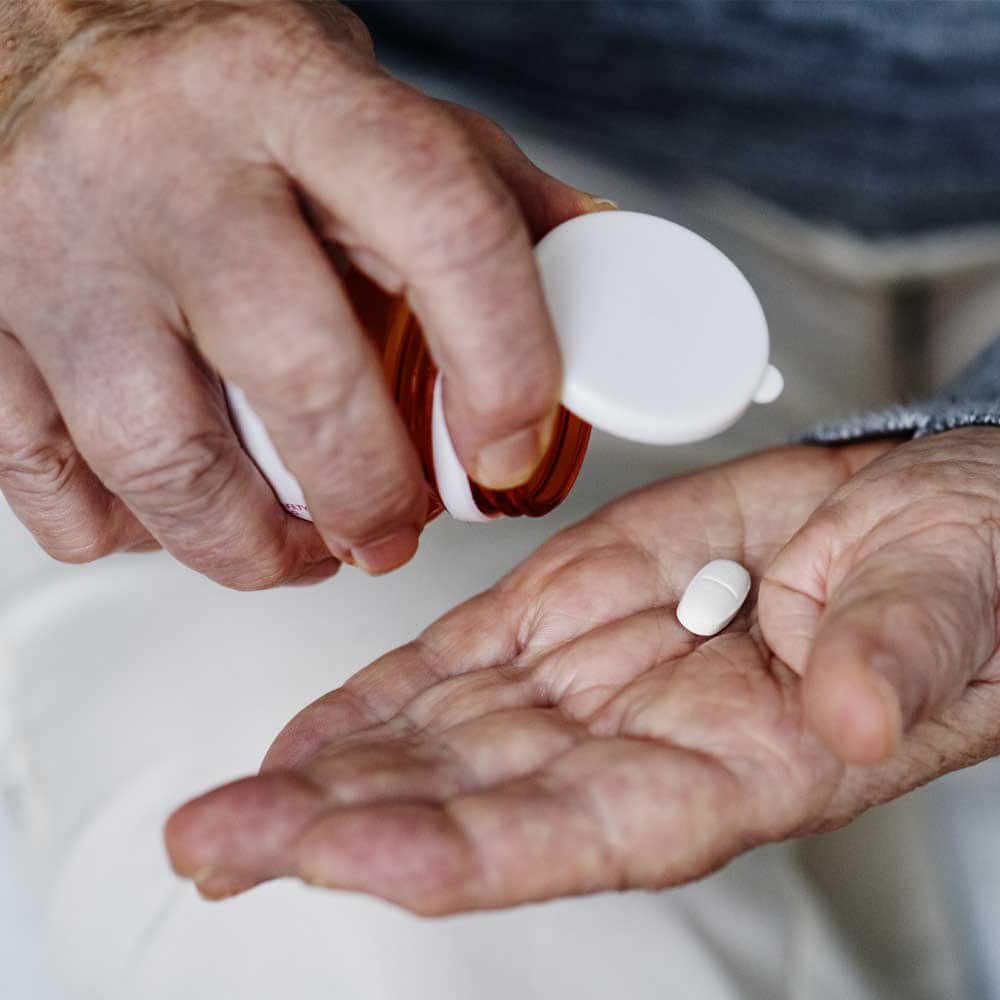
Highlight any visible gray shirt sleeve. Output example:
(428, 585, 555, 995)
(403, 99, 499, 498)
(804, 336, 1000, 444)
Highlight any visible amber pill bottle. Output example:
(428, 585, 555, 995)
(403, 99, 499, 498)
(343, 267, 592, 521)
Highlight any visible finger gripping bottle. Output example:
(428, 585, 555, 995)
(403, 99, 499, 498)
(226, 211, 782, 523)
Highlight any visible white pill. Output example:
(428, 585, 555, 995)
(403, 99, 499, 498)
(676, 559, 751, 637)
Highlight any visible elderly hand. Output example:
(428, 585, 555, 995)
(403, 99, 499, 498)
(165, 427, 1000, 912)
(0, 0, 599, 587)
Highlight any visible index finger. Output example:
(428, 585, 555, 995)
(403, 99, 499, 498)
(271, 72, 562, 490)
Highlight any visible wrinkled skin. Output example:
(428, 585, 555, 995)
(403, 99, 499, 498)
(0, 0, 600, 587)
(167, 428, 1000, 913)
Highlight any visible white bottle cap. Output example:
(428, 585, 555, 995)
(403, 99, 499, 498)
(539, 211, 774, 444)
(430, 211, 780, 519)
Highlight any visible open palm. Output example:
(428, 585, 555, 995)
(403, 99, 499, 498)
(167, 432, 1000, 912)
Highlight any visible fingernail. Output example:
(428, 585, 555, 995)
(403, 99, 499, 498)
(473, 410, 558, 489)
(866, 654, 907, 737)
(193, 867, 256, 901)
(829, 663, 904, 765)
(580, 193, 619, 212)
(850, 668, 904, 763)
(351, 525, 420, 575)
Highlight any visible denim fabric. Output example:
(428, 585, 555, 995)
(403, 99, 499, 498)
(348, 0, 1000, 237)
(805, 335, 1000, 444)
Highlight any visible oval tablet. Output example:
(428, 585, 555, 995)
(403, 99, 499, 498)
(676, 559, 751, 637)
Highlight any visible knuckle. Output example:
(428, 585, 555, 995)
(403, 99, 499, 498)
(348, 479, 424, 540)
(304, 2, 374, 57)
(418, 180, 523, 276)
(97, 428, 233, 517)
(163, 513, 300, 591)
(187, 523, 305, 591)
(0, 438, 78, 496)
(0, 442, 119, 563)
(361, 90, 523, 260)
(246, 5, 372, 111)
(339, 7, 375, 56)
(245, 344, 367, 426)
(303, 433, 424, 542)
(396, 101, 468, 173)
(462, 364, 556, 424)
(400, 145, 521, 274)
(316, 455, 424, 544)
(320, 76, 463, 181)
(238, 8, 331, 92)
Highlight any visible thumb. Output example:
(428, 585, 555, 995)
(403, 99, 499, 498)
(760, 521, 999, 765)
(439, 101, 617, 238)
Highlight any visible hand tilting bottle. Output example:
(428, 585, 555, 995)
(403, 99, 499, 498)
(226, 211, 783, 524)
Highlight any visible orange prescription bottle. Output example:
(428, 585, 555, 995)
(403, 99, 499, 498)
(225, 211, 783, 524)
(345, 267, 592, 521)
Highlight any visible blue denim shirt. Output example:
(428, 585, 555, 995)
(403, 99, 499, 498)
(806, 337, 1000, 445)
(349, 1, 1000, 237)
